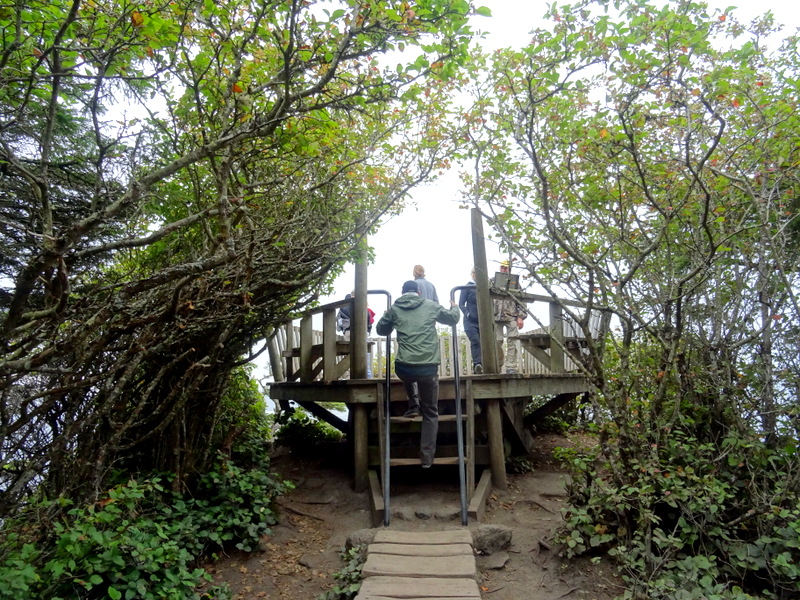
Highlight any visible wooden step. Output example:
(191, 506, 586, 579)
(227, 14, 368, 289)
(373, 529, 473, 544)
(356, 576, 481, 599)
(362, 553, 475, 578)
(389, 414, 465, 423)
(368, 445, 488, 466)
(389, 456, 460, 467)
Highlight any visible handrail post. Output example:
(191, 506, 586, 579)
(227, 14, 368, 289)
(284, 321, 296, 380)
(299, 314, 313, 382)
(549, 301, 565, 373)
(322, 308, 338, 383)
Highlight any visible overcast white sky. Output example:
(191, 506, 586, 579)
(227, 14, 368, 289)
(319, 0, 799, 312)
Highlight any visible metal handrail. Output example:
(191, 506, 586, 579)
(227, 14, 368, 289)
(451, 285, 470, 526)
(369, 289, 393, 526)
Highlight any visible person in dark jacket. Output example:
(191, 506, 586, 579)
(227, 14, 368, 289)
(376, 280, 460, 468)
(458, 268, 482, 374)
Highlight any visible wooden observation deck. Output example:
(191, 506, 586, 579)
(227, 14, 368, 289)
(266, 210, 609, 522)
(267, 290, 607, 511)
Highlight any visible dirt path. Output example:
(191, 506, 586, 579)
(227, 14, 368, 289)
(205, 434, 622, 600)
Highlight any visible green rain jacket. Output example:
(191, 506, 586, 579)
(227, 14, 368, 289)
(376, 293, 461, 366)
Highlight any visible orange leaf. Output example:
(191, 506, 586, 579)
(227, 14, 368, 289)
(131, 11, 144, 27)
(719, 14, 726, 21)
(232, 83, 243, 93)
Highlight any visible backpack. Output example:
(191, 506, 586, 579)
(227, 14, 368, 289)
(337, 308, 350, 333)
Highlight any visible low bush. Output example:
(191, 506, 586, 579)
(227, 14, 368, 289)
(555, 430, 800, 599)
(0, 455, 291, 600)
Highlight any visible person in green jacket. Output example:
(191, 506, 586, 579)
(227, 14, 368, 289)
(376, 280, 461, 468)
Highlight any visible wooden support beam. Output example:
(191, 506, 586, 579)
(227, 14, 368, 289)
(295, 401, 349, 433)
(485, 398, 507, 489)
(353, 403, 369, 492)
(468, 468, 493, 522)
(522, 345, 551, 370)
(368, 469, 385, 527)
(500, 397, 533, 454)
(524, 392, 583, 427)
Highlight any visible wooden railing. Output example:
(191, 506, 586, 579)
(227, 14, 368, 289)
(267, 294, 609, 383)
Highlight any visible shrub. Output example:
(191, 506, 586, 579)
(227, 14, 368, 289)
(555, 430, 800, 599)
(0, 455, 291, 600)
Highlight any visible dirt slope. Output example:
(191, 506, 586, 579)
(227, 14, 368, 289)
(204, 434, 622, 600)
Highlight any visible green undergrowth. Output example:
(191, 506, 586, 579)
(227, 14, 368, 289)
(317, 545, 366, 600)
(555, 429, 800, 600)
(0, 454, 292, 600)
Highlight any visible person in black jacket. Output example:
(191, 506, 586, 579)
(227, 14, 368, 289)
(458, 268, 482, 374)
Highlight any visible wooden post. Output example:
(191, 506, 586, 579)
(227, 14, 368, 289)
(471, 208, 506, 489)
(486, 399, 507, 489)
(352, 231, 368, 379)
(549, 301, 565, 373)
(353, 403, 369, 492)
(471, 208, 499, 374)
(466, 379, 475, 500)
(299, 314, 313, 382)
(376, 382, 386, 490)
(284, 321, 296, 380)
(322, 308, 337, 383)
(267, 332, 285, 383)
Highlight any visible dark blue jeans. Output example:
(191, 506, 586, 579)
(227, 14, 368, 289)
(464, 318, 481, 366)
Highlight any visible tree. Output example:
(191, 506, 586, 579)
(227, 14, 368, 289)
(459, 0, 800, 596)
(0, 0, 477, 516)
